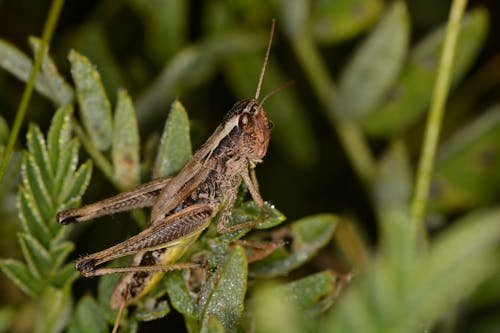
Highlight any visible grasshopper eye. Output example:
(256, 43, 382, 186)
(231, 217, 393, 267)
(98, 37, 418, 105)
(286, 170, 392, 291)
(238, 112, 254, 132)
(268, 121, 274, 130)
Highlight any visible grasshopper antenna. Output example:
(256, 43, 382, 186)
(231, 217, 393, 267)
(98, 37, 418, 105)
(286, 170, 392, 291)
(259, 80, 295, 107)
(255, 19, 275, 100)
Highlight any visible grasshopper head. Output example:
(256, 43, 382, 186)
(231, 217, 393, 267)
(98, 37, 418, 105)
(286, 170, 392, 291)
(227, 98, 271, 163)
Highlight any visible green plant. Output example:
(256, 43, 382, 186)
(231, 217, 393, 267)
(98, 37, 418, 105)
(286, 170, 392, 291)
(1, 0, 500, 333)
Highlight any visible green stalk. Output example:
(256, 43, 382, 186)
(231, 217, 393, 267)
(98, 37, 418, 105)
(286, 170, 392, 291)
(410, 0, 468, 238)
(0, 0, 65, 182)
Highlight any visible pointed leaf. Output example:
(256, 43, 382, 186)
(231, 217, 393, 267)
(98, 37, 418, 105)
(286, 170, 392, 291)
(67, 295, 106, 333)
(363, 9, 488, 136)
(69, 50, 113, 151)
(112, 89, 140, 189)
(29, 37, 74, 106)
(431, 104, 500, 212)
(335, 1, 409, 120)
(153, 100, 192, 178)
(0, 259, 43, 296)
(27, 124, 53, 193)
(50, 241, 75, 269)
(59, 160, 92, 205)
(49, 262, 79, 289)
(200, 246, 247, 333)
(55, 139, 79, 201)
(18, 232, 52, 278)
(17, 189, 51, 247)
(21, 153, 54, 224)
(34, 287, 72, 333)
(250, 214, 338, 278)
(48, 105, 73, 178)
(311, 0, 383, 44)
(164, 270, 198, 318)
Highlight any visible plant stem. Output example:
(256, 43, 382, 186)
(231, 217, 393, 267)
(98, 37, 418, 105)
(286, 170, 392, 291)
(0, 0, 65, 183)
(410, 0, 468, 237)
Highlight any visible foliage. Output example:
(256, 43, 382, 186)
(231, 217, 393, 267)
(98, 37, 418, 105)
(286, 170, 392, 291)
(1, 0, 500, 333)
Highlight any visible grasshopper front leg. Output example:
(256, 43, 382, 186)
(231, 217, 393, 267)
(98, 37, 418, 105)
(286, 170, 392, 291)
(75, 203, 214, 277)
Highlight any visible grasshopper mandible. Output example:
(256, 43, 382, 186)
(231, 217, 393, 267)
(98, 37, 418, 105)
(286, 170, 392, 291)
(57, 20, 278, 315)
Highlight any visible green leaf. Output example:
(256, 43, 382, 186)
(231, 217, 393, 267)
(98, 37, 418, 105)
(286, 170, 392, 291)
(224, 54, 318, 167)
(0, 258, 43, 296)
(311, 0, 383, 44)
(69, 50, 113, 151)
(280, 271, 337, 310)
(55, 139, 79, 203)
(0, 39, 57, 102)
(112, 89, 140, 189)
(324, 207, 500, 333)
(59, 160, 92, 206)
(18, 232, 52, 278)
(17, 189, 51, 247)
(164, 270, 198, 318)
(50, 241, 75, 269)
(34, 287, 72, 333)
(47, 105, 73, 180)
(204, 316, 225, 333)
(27, 124, 53, 193)
(200, 246, 247, 333)
(431, 104, 500, 212)
(249, 214, 338, 278)
(21, 153, 54, 224)
(153, 99, 192, 178)
(335, 1, 409, 120)
(49, 262, 79, 289)
(135, 301, 171, 322)
(363, 8, 489, 136)
(229, 201, 285, 230)
(67, 295, 106, 333)
(29, 37, 74, 106)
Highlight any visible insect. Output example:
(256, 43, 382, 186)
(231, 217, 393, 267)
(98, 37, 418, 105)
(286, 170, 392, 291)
(57, 20, 279, 330)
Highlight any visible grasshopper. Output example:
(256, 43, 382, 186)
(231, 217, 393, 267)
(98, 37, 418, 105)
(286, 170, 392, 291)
(57, 20, 279, 325)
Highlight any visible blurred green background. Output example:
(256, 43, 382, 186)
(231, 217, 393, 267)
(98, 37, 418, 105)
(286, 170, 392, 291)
(1, 0, 500, 332)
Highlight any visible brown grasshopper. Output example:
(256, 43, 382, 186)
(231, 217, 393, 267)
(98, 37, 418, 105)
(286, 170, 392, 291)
(57, 20, 278, 320)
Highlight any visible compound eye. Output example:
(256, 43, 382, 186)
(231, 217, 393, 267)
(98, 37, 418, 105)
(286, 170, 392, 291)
(268, 120, 274, 130)
(238, 112, 254, 132)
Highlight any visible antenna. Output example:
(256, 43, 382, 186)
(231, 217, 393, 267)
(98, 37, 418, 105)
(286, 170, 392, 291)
(259, 80, 295, 106)
(255, 19, 275, 100)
